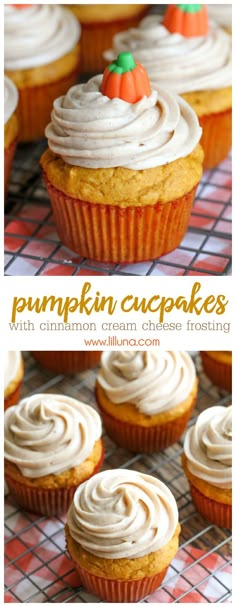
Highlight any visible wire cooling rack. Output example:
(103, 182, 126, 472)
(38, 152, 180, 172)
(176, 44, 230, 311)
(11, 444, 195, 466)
(4, 352, 232, 603)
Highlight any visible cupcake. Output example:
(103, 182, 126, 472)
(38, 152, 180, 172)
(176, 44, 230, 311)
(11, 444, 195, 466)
(4, 393, 104, 515)
(67, 4, 150, 73)
(105, 6, 232, 169)
(31, 351, 101, 374)
(208, 4, 232, 34)
(182, 405, 232, 528)
(4, 4, 81, 142)
(95, 351, 198, 452)
(66, 469, 181, 602)
(4, 351, 24, 410)
(200, 351, 232, 392)
(41, 52, 203, 263)
(4, 76, 18, 195)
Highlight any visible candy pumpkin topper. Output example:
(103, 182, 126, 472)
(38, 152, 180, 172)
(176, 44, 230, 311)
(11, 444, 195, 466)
(101, 52, 151, 103)
(11, 4, 32, 8)
(163, 4, 209, 37)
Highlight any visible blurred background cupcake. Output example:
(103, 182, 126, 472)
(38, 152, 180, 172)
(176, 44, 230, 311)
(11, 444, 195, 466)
(105, 4, 232, 169)
(4, 76, 18, 195)
(4, 351, 24, 410)
(31, 350, 101, 374)
(4, 4, 81, 142)
(66, 4, 150, 73)
(208, 4, 232, 34)
(200, 351, 232, 392)
(4, 393, 104, 515)
(182, 405, 232, 528)
(96, 351, 198, 452)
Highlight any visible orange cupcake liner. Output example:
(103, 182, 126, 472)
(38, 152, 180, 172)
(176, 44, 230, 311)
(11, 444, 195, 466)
(4, 379, 22, 411)
(200, 351, 232, 392)
(16, 67, 79, 142)
(79, 8, 150, 74)
(190, 483, 232, 529)
(5, 443, 104, 516)
(199, 107, 232, 170)
(4, 136, 18, 195)
(96, 394, 196, 452)
(31, 351, 101, 374)
(43, 175, 198, 263)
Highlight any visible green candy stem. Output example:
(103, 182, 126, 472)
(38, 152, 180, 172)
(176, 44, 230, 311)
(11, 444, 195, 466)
(177, 4, 203, 13)
(108, 52, 136, 74)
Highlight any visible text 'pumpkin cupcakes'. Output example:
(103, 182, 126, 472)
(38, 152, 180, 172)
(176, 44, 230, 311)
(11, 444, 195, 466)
(182, 405, 232, 528)
(66, 469, 181, 602)
(4, 76, 18, 195)
(4, 351, 24, 410)
(4, 4, 81, 142)
(96, 351, 198, 452)
(4, 393, 104, 515)
(200, 351, 232, 392)
(31, 351, 101, 374)
(67, 3, 150, 73)
(42, 52, 203, 263)
(105, 5, 232, 169)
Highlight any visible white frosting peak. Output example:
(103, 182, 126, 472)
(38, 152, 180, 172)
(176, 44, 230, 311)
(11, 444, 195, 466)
(4, 76, 18, 124)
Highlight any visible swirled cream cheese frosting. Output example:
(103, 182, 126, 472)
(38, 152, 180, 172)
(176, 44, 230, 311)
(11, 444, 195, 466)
(4, 394, 102, 478)
(97, 351, 196, 414)
(45, 76, 201, 169)
(4, 351, 21, 390)
(184, 405, 232, 489)
(208, 5, 232, 30)
(104, 15, 232, 94)
(4, 5, 81, 70)
(4, 76, 18, 125)
(67, 469, 179, 558)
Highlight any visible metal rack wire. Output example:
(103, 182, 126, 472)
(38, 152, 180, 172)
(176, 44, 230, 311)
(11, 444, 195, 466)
(5, 353, 232, 603)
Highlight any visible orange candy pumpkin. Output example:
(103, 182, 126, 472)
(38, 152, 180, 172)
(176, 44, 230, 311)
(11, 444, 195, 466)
(11, 5, 32, 8)
(163, 4, 209, 37)
(101, 52, 151, 103)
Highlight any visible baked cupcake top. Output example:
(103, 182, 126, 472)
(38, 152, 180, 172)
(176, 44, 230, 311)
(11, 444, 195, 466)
(184, 405, 232, 489)
(104, 14, 232, 94)
(45, 52, 201, 170)
(4, 351, 21, 390)
(97, 351, 196, 414)
(67, 468, 179, 559)
(208, 4, 232, 30)
(4, 4, 81, 70)
(4, 393, 102, 478)
(4, 76, 18, 124)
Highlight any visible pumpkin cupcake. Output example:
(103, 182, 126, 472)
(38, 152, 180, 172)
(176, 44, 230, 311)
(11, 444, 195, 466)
(41, 52, 203, 263)
(4, 393, 104, 515)
(4, 351, 24, 410)
(95, 351, 198, 452)
(4, 4, 81, 142)
(200, 351, 232, 392)
(66, 4, 150, 73)
(31, 351, 101, 374)
(105, 5, 232, 169)
(208, 5, 232, 34)
(182, 405, 232, 528)
(66, 469, 181, 602)
(4, 76, 18, 195)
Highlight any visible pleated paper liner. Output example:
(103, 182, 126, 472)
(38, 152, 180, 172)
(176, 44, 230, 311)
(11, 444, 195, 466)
(199, 107, 232, 169)
(190, 484, 232, 529)
(43, 175, 198, 263)
(4, 379, 22, 411)
(5, 444, 104, 516)
(31, 351, 101, 374)
(97, 396, 197, 453)
(200, 351, 232, 392)
(4, 137, 18, 195)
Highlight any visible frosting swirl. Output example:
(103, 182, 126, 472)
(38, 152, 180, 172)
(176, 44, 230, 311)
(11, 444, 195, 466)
(67, 469, 178, 559)
(184, 405, 232, 489)
(4, 394, 102, 478)
(208, 5, 232, 30)
(105, 15, 232, 94)
(45, 76, 201, 169)
(97, 351, 196, 414)
(4, 5, 81, 70)
(4, 351, 21, 390)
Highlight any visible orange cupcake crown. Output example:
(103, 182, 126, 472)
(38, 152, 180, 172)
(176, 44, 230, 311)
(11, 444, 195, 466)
(101, 52, 151, 103)
(163, 4, 209, 37)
